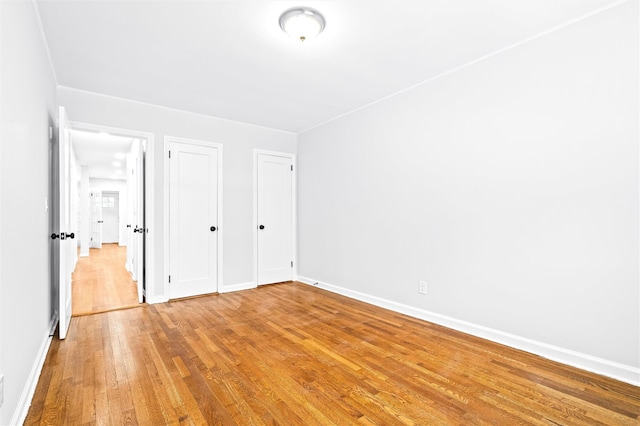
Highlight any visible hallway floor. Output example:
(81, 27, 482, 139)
(72, 243, 140, 316)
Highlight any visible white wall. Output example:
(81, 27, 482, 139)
(58, 87, 297, 299)
(0, 1, 58, 423)
(298, 2, 639, 383)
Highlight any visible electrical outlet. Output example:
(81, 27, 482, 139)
(419, 280, 427, 295)
(0, 374, 4, 408)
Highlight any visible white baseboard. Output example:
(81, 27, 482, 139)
(48, 315, 58, 337)
(219, 282, 256, 294)
(297, 276, 640, 386)
(146, 295, 169, 305)
(146, 282, 257, 302)
(11, 317, 56, 425)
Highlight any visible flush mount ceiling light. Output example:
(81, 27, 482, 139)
(279, 7, 325, 42)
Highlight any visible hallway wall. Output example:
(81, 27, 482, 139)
(0, 1, 58, 423)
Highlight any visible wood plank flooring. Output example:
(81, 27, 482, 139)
(72, 244, 140, 316)
(26, 282, 639, 425)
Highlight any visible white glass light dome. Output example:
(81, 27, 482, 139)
(279, 7, 325, 42)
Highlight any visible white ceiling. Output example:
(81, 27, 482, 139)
(72, 129, 134, 181)
(37, 0, 617, 133)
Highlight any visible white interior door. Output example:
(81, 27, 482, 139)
(133, 140, 144, 303)
(257, 153, 294, 285)
(90, 190, 102, 248)
(169, 141, 219, 299)
(57, 106, 74, 339)
(101, 191, 119, 243)
(125, 141, 137, 274)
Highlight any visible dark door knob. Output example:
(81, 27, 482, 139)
(210, 226, 217, 232)
(259, 225, 265, 230)
(50, 233, 59, 240)
(67, 232, 75, 239)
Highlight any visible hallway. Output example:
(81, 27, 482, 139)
(72, 243, 140, 316)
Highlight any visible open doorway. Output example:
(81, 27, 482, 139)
(70, 125, 146, 315)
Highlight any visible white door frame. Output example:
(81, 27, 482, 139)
(253, 149, 297, 287)
(164, 136, 223, 299)
(70, 120, 155, 303)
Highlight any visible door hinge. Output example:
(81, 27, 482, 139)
(169, 275, 171, 283)
(291, 261, 293, 268)
(291, 165, 293, 171)
(168, 150, 171, 159)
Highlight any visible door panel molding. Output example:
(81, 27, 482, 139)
(164, 136, 223, 301)
(253, 149, 297, 287)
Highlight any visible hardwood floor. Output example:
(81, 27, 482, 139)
(72, 243, 140, 316)
(26, 282, 639, 425)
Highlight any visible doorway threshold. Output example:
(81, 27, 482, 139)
(72, 303, 145, 317)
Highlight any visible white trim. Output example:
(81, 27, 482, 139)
(60, 85, 296, 136)
(146, 295, 169, 305)
(163, 137, 170, 301)
(10, 318, 56, 426)
(164, 136, 224, 299)
(219, 282, 256, 294)
(253, 150, 298, 287)
(297, 276, 640, 386)
(70, 121, 155, 304)
(69, 121, 151, 141)
(298, 0, 631, 134)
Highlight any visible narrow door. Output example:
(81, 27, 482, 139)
(133, 140, 145, 303)
(257, 153, 294, 285)
(57, 106, 74, 339)
(169, 141, 219, 299)
(101, 191, 119, 243)
(90, 190, 102, 249)
(125, 148, 134, 273)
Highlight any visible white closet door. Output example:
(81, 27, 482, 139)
(169, 141, 219, 299)
(257, 153, 293, 285)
